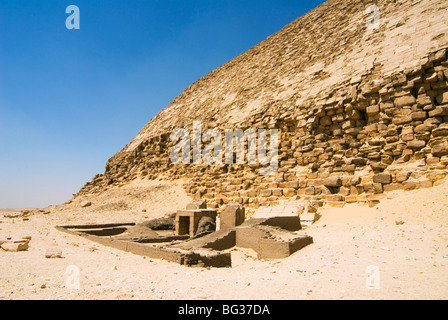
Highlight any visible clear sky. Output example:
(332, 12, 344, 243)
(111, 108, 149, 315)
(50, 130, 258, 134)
(0, 0, 325, 208)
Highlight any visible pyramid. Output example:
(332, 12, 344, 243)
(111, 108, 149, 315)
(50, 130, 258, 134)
(76, 0, 448, 210)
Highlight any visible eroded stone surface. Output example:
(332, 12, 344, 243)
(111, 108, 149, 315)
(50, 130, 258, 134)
(73, 0, 448, 210)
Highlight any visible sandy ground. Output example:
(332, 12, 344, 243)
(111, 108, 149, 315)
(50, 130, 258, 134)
(1, 179, 448, 300)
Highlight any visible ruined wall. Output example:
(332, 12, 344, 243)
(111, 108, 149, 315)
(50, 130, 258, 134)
(185, 48, 448, 209)
(75, 0, 448, 210)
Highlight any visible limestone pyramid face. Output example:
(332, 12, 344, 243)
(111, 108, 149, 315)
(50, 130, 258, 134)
(77, 0, 448, 209)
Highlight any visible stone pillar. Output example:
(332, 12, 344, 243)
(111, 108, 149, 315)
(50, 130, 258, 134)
(220, 204, 245, 230)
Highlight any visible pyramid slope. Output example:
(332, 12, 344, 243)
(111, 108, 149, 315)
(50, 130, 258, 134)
(126, 0, 448, 150)
(75, 0, 448, 210)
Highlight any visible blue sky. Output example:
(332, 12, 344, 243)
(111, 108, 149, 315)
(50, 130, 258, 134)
(0, 0, 324, 208)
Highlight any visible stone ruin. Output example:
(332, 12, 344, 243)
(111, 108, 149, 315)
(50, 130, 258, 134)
(57, 201, 314, 268)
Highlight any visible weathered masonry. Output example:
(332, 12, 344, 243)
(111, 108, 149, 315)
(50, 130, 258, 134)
(57, 203, 313, 268)
(75, 0, 448, 211)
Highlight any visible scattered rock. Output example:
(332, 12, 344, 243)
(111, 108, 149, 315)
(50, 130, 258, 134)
(81, 201, 92, 208)
(186, 200, 207, 210)
(45, 247, 63, 259)
(1, 240, 29, 252)
(3, 212, 21, 218)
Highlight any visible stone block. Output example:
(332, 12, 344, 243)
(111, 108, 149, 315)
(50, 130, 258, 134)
(352, 157, 367, 166)
(342, 120, 356, 130)
(259, 189, 273, 197)
(320, 116, 332, 126)
(81, 201, 92, 208)
(366, 105, 380, 116)
(220, 204, 245, 230)
(1, 240, 29, 252)
(432, 144, 448, 157)
(45, 247, 63, 259)
(396, 171, 410, 183)
(339, 186, 351, 196)
(416, 179, 433, 188)
(426, 157, 440, 166)
(415, 123, 436, 133)
(350, 185, 363, 195)
(345, 195, 358, 203)
(429, 106, 448, 117)
(373, 182, 383, 193)
(393, 115, 413, 125)
(411, 111, 427, 121)
(383, 183, 404, 192)
(394, 95, 416, 108)
(284, 173, 298, 181)
(373, 173, 392, 184)
(283, 188, 297, 197)
(305, 186, 316, 195)
(407, 140, 426, 150)
(326, 194, 344, 202)
(286, 181, 299, 189)
(436, 92, 448, 105)
(236, 225, 313, 260)
(363, 182, 375, 193)
(403, 181, 417, 190)
(402, 133, 415, 142)
(417, 95, 433, 107)
(427, 170, 447, 181)
(324, 176, 342, 187)
(432, 127, 448, 137)
(306, 179, 324, 187)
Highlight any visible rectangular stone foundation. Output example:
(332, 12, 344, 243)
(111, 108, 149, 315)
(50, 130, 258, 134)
(56, 224, 231, 268)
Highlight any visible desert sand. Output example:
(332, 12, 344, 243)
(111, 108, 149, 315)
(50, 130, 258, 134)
(1, 178, 447, 300)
